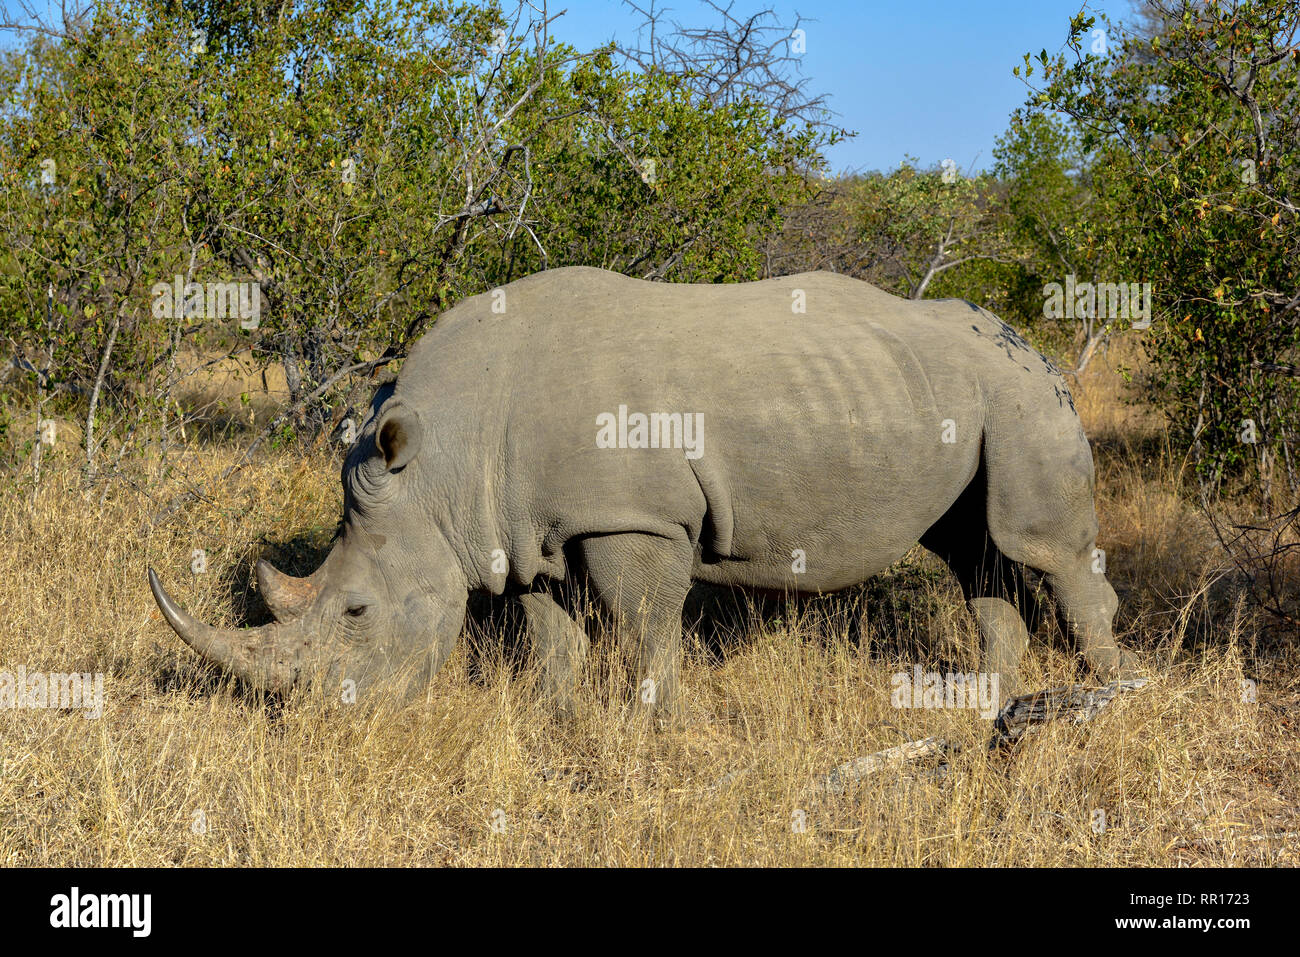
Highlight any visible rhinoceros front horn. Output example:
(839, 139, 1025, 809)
(148, 567, 312, 692)
(256, 559, 325, 621)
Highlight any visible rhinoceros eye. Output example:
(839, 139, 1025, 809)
(345, 604, 368, 618)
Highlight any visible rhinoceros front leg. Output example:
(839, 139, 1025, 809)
(576, 532, 693, 725)
(518, 590, 589, 718)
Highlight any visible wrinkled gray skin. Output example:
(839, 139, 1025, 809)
(150, 266, 1137, 718)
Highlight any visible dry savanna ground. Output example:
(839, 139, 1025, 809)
(1, 335, 1297, 866)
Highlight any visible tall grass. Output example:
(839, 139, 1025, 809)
(0, 335, 1295, 866)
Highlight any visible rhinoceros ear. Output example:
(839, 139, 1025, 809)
(375, 402, 423, 472)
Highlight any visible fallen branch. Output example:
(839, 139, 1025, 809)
(817, 735, 950, 795)
(811, 678, 1149, 796)
(989, 678, 1150, 748)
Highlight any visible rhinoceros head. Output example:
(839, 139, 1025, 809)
(149, 395, 469, 704)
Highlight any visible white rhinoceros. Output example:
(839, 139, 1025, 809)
(150, 266, 1136, 717)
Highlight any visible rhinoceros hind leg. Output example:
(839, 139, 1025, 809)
(923, 488, 1042, 702)
(981, 414, 1137, 683)
(943, 546, 1038, 701)
(575, 532, 693, 726)
(1043, 556, 1138, 683)
(967, 596, 1030, 706)
(518, 589, 590, 718)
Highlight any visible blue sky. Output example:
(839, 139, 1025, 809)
(550, 0, 1139, 174)
(1, 0, 1140, 174)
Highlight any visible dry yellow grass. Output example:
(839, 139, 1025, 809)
(1, 331, 1297, 866)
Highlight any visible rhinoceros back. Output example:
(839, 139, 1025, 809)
(398, 267, 1081, 594)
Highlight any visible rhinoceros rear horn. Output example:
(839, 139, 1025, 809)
(256, 559, 325, 621)
(148, 568, 311, 692)
(375, 402, 422, 471)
